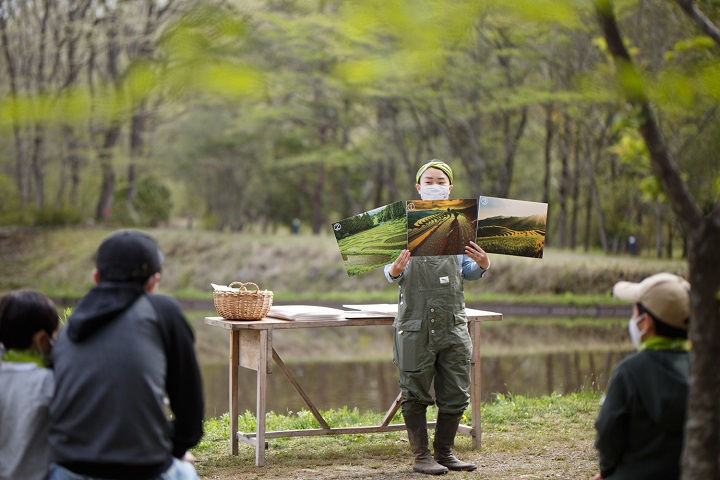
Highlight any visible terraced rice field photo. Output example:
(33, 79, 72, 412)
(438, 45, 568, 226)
(332, 201, 407, 276)
(406, 199, 478, 256)
(475, 196, 548, 258)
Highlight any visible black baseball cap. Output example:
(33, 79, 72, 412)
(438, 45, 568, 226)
(96, 231, 163, 283)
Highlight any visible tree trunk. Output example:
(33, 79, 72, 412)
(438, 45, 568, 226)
(56, 149, 67, 209)
(60, 2, 91, 210)
(434, 96, 485, 184)
(30, 125, 46, 210)
(94, 7, 123, 223)
(384, 100, 414, 179)
(128, 103, 147, 202)
(584, 135, 609, 253)
(557, 115, 571, 248)
(655, 201, 664, 259)
(386, 156, 398, 202)
(0, 11, 28, 206)
(570, 126, 581, 250)
(311, 161, 326, 234)
(65, 128, 83, 209)
(583, 179, 593, 252)
(543, 105, 554, 205)
(685, 223, 720, 480)
(11, 127, 27, 206)
(29, 0, 52, 211)
(498, 107, 528, 198)
(94, 125, 121, 222)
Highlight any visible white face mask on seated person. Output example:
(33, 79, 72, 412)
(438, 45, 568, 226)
(419, 184, 450, 201)
(628, 314, 647, 349)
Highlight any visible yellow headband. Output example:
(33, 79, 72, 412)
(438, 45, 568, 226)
(416, 160, 453, 184)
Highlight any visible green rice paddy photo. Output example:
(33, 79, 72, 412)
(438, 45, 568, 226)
(475, 196, 548, 259)
(331, 201, 407, 276)
(407, 199, 478, 256)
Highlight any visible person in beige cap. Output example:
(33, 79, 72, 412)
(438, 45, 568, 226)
(592, 273, 691, 480)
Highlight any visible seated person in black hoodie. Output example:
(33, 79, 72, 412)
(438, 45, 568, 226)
(592, 273, 691, 480)
(48, 231, 204, 480)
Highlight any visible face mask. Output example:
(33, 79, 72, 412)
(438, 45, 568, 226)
(628, 315, 646, 349)
(420, 184, 450, 201)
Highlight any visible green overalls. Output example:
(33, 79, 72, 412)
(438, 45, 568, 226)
(394, 255, 472, 415)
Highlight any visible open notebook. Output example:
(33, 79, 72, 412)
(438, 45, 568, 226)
(267, 305, 346, 321)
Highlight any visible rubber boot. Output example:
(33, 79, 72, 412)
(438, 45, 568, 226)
(433, 412, 477, 471)
(403, 403, 448, 475)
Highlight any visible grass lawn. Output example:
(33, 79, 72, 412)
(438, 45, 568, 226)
(194, 392, 600, 480)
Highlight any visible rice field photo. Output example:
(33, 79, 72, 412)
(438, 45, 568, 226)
(331, 201, 407, 276)
(475, 196, 548, 258)
(406, 199, 478, 257)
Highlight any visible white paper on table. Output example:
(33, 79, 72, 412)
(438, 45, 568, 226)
(210, 283, 240, 292)
(267, 305, 346, 321)
(211, 283, 271, 294)
(342, 304, 398, 315)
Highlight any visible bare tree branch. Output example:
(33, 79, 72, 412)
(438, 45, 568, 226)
(594, 0, 703, 229)
(673, 0, 720, 47)
(672, 107, 718, 157)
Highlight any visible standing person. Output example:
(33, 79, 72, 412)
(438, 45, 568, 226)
(48, 231, 204, 480)
(385, 160, 490, 475)
(0, 291, 59, 480)
(592, 273, 691, 480)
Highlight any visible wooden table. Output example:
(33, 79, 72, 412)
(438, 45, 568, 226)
(204, 306, 502, 466)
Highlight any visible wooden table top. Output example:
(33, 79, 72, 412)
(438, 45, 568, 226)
(204, 306, 502, 331)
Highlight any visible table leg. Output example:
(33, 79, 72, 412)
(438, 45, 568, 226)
(229, 330, 239, 455)
(381, 392, 404, 427)
(256, 330, 269, 466)
(469, 321, 482, 449)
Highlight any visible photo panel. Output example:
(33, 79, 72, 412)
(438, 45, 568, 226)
(331, 201, 407, 276)
(406, 199, 479, 257)
(475, 196, 548, 258)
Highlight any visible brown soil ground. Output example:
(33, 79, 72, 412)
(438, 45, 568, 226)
(197, 425, 597, 480)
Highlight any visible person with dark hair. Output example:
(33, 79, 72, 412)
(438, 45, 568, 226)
(385, 160, 490, 475)
(592, 273, 691, 480)
(0, 290, 59, 480)
(48, 231, 204, 480)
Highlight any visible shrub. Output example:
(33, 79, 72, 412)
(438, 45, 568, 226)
(33, 207, 82, 226)
(112, 176, 173, 226)
(0, 174, 25, 225)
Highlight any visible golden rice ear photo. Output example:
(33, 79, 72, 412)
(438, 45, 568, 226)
(475, 196, 548, 259)
(406, 199, 479, 257)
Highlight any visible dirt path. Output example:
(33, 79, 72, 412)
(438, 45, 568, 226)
(199, 448, 597, 480)
(196, 428, 598, 480)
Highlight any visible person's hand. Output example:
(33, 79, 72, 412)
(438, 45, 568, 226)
(590, 473, 602, 480)
(389, 249, 411, 278)
(182, 451, 197, 464)
(465, 241, 489, 269)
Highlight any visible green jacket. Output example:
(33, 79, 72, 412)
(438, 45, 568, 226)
(594, 346, 689, 480)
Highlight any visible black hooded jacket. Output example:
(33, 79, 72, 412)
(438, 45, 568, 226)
(49, 283, 204, 480)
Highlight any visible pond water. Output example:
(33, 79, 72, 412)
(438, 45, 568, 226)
(200, 349, 632, 419)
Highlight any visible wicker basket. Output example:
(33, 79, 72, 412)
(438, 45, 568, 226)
(213, 281, 273, 320)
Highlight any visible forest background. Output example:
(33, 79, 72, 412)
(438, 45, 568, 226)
(1, 0, 717, 259)
(2, 1, 720, 478)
